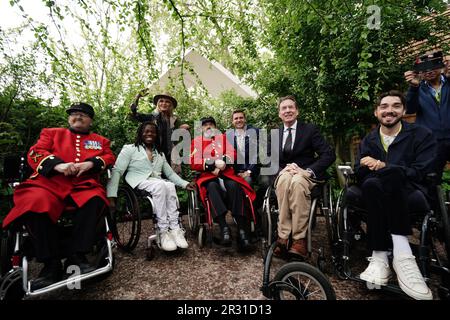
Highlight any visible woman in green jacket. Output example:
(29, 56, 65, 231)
(107, 121, 194, 251)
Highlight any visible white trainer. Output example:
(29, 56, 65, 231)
(393, 254, 433, 300)
(359, 257, 392, 286)
(170, 228, 189, 249)
(160, 230, 177, 251)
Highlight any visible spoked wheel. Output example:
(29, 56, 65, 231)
(261, 187, 277, 259)
(334, 188, 346, 242)
(438, 189, 450, 264)
(0, 230, 13, 277)
(0, 230, 25, 301)
(0, 269, 25, 301)
(111, 185, 142, 252)
(272, 262, 336, 300)
(187, 190, 200, 236)
(260, 204, 270, 259)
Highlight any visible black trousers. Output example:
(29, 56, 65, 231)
(435, 139, 450, 183)
(361, 167, 426, 251)
(21, 196, 103, 262)
(204, 178, 245, 221)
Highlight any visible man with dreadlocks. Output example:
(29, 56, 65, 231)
(107, 121, 195, 252)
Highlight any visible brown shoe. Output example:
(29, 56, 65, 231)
(288, 239, 307, 257)
(273, 237, 288, 257)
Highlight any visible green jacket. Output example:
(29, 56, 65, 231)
(106, 144, 188, 197)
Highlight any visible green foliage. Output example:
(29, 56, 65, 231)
(442, 169, 450, 193)
(254, 0, 450, 162)
(2, 0, 450, 221)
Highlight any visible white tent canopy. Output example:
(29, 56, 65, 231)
(149, 50, 258, 99)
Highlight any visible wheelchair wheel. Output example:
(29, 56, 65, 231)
(111, 185, 142, 252)
(0, 230, 13, 277)
(187, 190, 200, 235)
(198, 225, 206, 248)
(272, 262, 336, 300)
(334, 188, 346, 241)
(261, 186, 277, 258)
(0, 271, 25, 301)
(440, 189, 450, 262)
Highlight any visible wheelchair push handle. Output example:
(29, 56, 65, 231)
(337, 165, 354, 177)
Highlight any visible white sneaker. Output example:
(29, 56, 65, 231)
(170, 228, 189, 249)
(159, 230, 177, 251)
(359, 257, 392, 286)
(393, 254, 433, 300)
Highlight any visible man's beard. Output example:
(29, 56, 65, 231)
(381, 115, 401, 128)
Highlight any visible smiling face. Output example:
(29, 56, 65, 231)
(232, 112, 246, 130)
(141, 124, 158, 147)
(157, 97, 173, 113)
(278, 99, 299, 127)
(375, 96, 405, 128)
(68, 112, 92, 133)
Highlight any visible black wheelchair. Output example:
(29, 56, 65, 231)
(112, 178, 187, 260)
(186, 177, 258, 249)
(259, 179, 336, 300)
(260, 179, 334, 263)
(328, 165, 450, 300)
(0, 155, 115, 300)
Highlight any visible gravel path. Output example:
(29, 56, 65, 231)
(27, 215, 443, 300)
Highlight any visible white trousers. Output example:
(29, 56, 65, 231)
(136, 178, 180, 232)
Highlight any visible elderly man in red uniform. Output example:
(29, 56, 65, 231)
(190, 116, 256, 252)
(2, 102, 115, 290)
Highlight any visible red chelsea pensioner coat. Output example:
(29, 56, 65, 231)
(2, 128, 116, 228)
(190, 133, 256, 213)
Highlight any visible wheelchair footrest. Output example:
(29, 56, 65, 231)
(27, 262, 113, 296)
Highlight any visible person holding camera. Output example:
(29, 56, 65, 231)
(444, 54, 450, 78)
(404, 51, 450, 181)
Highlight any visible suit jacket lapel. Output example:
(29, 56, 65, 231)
(292, 120, 301, 151)
(277, 126, 281, 154)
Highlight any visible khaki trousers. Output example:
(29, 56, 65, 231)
(275, 170, 316, 240)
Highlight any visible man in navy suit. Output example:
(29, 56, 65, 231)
(273, 95, 335, 257)
(226, 110, 261, 184)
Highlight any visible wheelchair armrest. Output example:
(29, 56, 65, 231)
(337, 165, 354, 177)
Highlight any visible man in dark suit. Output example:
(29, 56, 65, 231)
(273, 95, 336, 257)
(226, 110, 260, 184)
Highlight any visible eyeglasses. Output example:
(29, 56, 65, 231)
(69, 112, 90, 118)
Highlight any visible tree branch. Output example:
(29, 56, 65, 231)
(168, 0, 187, 90)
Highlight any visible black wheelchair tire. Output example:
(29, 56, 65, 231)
(441, 190, 450, 263)
(273, 262, 336, 300)
(111, 185, 142, 252)
(0, 230, 13, 277)
(187, 190, 200, 235)
(1, 275, 25, 301)
(198, 225, 206, 248)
